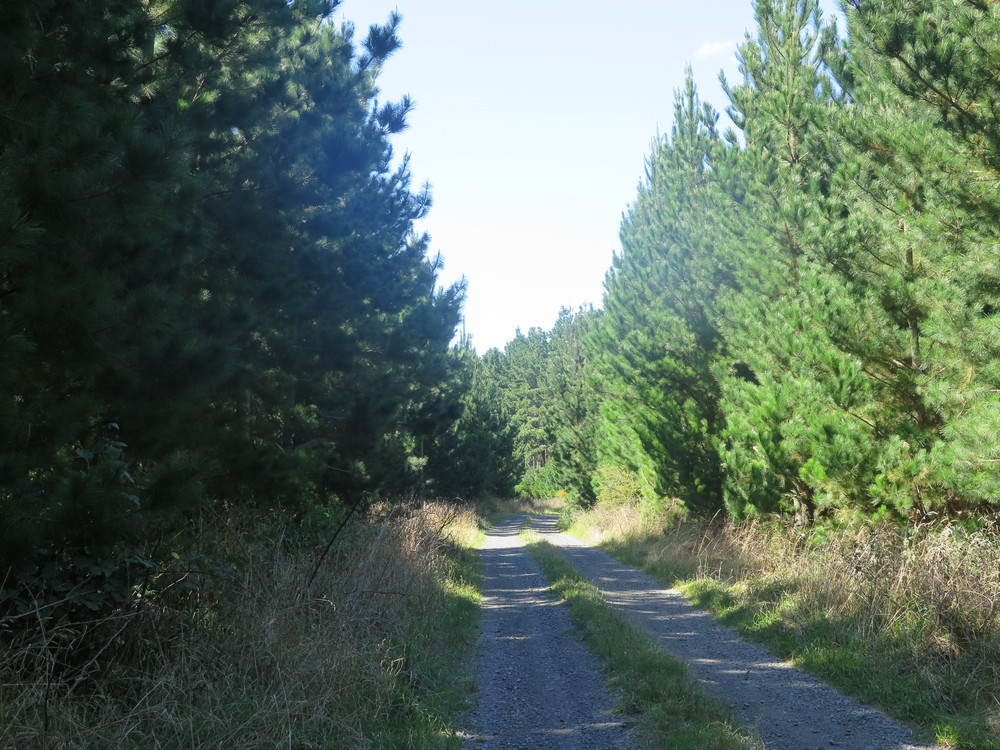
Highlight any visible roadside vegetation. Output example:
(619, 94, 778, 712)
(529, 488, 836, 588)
(564, 503, 1000, 750)
(524, 530, 763, 750)
(481, 496, 567, 525)
(0, 501, 482, 748)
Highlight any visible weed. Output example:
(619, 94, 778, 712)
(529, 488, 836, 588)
(0, 501, 481, 748)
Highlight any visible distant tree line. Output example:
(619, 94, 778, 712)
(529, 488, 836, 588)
(473, 0, 1000, 525)
(0, 1, 472, 620)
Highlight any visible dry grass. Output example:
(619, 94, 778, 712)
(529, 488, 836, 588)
(0, 500, 482, 749)
(566, 505, 1000, 749)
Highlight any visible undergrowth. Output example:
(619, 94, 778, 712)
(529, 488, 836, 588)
(524, 531, 763, 750)
(565, 503, 1000, 750)
(0, 500, 483, 748)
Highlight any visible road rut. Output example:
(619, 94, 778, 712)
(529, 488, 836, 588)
(462, 515, 636, 749)
(532, 514, 937, 750)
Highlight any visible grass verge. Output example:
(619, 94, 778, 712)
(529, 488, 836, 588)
(565, 504, 1000, 750)
(0, 500, 483, 749)
(523, 530, 763, 750)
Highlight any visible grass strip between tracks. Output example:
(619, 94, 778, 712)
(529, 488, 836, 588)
(523, 530, 764, 750)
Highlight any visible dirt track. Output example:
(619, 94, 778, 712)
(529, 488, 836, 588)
(463, 514, 938, 750)
(461, 515, 636, 748)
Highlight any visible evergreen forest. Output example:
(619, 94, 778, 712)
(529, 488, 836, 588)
(479, 0, 1000, 528)
(2, 0, 1000, 742)
(1, 1, 470, 622)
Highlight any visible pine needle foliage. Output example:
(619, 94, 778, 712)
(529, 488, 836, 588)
(481, 0, 1000, 525)
(1, 0, 466, 639)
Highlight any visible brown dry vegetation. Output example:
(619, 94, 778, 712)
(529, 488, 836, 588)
(0, 501, 482, 749)
(566, 504, 1000, 748)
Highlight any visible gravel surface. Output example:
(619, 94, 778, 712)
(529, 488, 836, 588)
(461, 516, 637, 749)
(531, 514, 939, 750)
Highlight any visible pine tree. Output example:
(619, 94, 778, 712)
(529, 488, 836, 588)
(710, 0, 869, 521)
(0, 0, 230, 590)
(596, 69, 728, 515)
(496, 327, 557, 495)
(0, 1, 465, 619)
(537, 307, 602, 507)
(426, 342, 519, 500)
(821, 0, 1000, 513)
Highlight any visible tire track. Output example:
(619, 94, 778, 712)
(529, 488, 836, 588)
(531, 514, 937, 750)
(462, 516, 636, 749)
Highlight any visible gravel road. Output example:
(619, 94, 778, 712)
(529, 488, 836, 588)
(461, 515, 637, 749)
(529, 514, 939, 750)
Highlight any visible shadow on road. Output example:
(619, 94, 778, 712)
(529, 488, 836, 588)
(529, 516, 935, 750)
(463, 516, 635, 749)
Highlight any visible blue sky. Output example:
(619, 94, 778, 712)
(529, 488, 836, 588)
(338, 0, 841, 352)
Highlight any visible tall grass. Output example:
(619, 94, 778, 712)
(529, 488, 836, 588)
(566, 505, 1000, 749)
(0, 501, 482, 748)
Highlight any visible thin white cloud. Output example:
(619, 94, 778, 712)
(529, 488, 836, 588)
(695, 40, 735, 58)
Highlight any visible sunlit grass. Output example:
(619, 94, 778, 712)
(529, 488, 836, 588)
(0, 501, 482, 748)
(475, 495, 567, 526)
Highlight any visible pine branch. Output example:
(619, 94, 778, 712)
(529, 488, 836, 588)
(889, 51, 973, 118)
(200, 184, 277, 200)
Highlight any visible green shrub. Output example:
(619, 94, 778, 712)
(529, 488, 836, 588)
(593, 464, 645, 507)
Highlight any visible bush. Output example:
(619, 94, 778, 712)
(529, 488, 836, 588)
(514, 461, 564, 499)
(593, 464, 645, 507)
